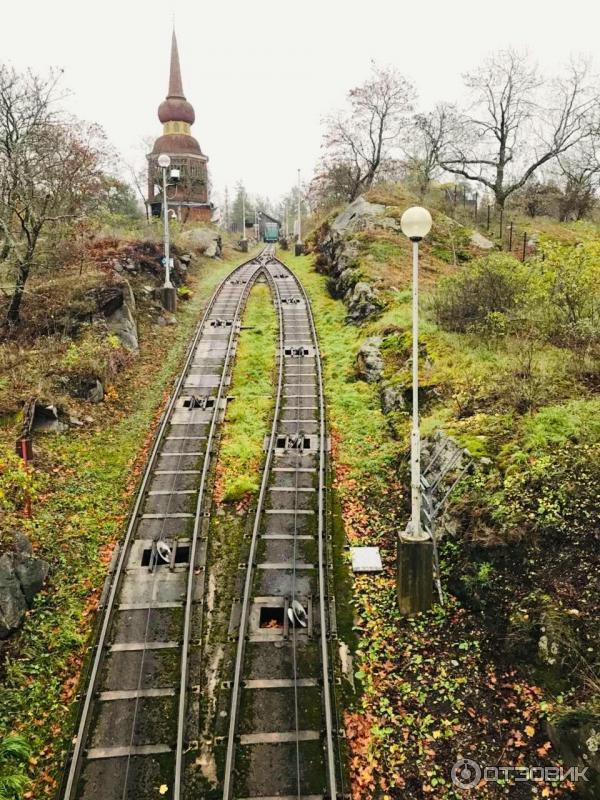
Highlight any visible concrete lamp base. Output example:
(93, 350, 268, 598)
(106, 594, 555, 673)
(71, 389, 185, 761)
(239, 238, 248, 253)
(397, 533, 433, 615)
(161, 286, 178, 313)
(294, 243, 304, 256)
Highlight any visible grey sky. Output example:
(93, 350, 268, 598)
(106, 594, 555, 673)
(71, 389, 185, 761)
(2, 0, 599, 207)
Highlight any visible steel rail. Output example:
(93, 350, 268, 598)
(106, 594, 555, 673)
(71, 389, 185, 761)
(278, 253, 338, 800)
(221, 251, 285, 799)
(173, 258, 263, 797)
(221, 248, 338, 800)
(61, 249, 263, 800)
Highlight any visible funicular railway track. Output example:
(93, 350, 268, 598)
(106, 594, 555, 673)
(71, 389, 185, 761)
(219, 247, 339, 800)
(61, 252, 264, 800)
(60, 246, 340, 800)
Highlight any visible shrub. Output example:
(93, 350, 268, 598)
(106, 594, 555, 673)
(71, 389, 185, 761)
(533, 240, 600, 350)
(0, 449, 40, 526)
(428, 216, 472, 264)
(434, 242, 600, 356)
(50, 329, 131, 398)
(433, 253, 529, 332)
(497, 442, 600, 538)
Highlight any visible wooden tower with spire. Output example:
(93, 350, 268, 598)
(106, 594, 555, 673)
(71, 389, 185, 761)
(147, 31, 212, 222)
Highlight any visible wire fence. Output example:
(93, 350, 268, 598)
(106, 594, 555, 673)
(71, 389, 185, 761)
(442, 186, 538, 261)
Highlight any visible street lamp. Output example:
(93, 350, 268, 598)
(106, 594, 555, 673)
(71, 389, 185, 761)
(295, 168, 303, 256)
(400, 206, 432, 538)
(398, 205, 433, 614)
(157, 154, 177, 311)
(240, 185, 248, 252)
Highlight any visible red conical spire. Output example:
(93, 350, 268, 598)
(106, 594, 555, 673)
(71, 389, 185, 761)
(168, 29, 184, 99)
(158, 29, 195, 125)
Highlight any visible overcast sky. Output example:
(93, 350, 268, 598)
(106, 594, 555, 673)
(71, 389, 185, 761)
(2, 0, 599, 208)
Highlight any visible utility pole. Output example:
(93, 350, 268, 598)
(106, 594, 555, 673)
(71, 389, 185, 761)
(294, 168, 303, 256)
(224, 186, 230, 232)
(240, 185, 248, 252)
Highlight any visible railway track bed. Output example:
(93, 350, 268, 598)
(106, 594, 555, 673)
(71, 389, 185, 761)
(61, 248, 342, 800)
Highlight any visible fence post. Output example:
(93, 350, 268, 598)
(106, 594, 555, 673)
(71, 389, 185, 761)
(522, 232, 528, 261)
(474, 192, 478, 223)
(20, 438, 32, 519)
(508, 222, 513, 252)
(499, 207, 504, 243)
(487, 204, 490, 230)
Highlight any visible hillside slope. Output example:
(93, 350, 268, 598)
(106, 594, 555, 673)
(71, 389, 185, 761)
(279, 186, 599, 799)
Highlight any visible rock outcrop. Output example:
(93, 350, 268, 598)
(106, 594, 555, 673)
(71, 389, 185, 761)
(103, 280, 139, 352)
(330, 196, 386, 235)
(315, 196, 386, 322)
(0, 533, 49, 639)
(380, 385, 406, 414)
(471, 230, 495, 250)
(548, 713, 600, 799)
(356, 335, 407, 417)
(31, 403, 68, 433)
(356, 337, 384, 383)
(204, 240, 218, 258)
(420, 431, 471, 539)
(346, 281, 383, 323)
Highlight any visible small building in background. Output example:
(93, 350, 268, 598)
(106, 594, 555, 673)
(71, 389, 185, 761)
(147, 31, 212, 222)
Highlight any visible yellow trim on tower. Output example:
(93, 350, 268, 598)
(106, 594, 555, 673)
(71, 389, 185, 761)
(163, 121, 191, 135)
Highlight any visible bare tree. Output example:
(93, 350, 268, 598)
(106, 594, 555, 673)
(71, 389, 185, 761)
(556, 137, 600, 220)
(515, 177, 562, 217)
(124, 136, 155, 222)
(430, 51, 599, 210)
(320, 63, 415, 202)
(308, 162, 357, 209)
(0, 65, 107, 324)
(404, 104, 450, 198)
(231, 180, 253, 233)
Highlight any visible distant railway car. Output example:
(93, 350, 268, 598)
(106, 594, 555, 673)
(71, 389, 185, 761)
(263, 221, 279, 242)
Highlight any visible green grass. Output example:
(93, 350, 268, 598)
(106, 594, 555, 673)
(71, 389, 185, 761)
(519, 398, 600, 452)
(277, 238, 599, 799)
(218, 282, 277, 502)
(368, 240, 403, 263)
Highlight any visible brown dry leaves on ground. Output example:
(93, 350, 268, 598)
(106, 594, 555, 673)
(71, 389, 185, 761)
(331, 424, 574, 799)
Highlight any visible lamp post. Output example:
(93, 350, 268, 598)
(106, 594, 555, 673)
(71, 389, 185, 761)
(294, 168, 303, 256)
(398, 205, 433, 614)
(240, 185, 248, 252)
(157, 153, 177, 312)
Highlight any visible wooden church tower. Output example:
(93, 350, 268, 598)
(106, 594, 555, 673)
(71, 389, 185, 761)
(147, 31, 212, 221)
